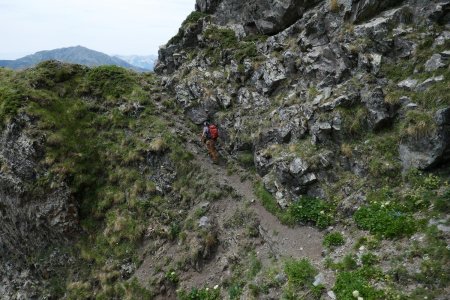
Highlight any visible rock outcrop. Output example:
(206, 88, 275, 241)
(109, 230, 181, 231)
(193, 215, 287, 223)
(196, 0, 322, 35)
(156, 0, 450, 201)
(400, 108, 450, 170)
(0, 114, 79, 298)
(0, 114, 79, 256)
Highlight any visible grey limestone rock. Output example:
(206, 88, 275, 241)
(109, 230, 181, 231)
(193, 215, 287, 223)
(416, 75, 445, 92)
(361, 86, 393, 131)
(434, 31, 450, 46)
(428, 1, 450, 25)
(399, 107, 450, 170)
(197, 0, 322, 35)
(347, 0, 407, 23)
(0, 115, 79, 257)
(425, 54, 446, 72)
(397, 78, 418, 90)
(289, 157, 310, 176)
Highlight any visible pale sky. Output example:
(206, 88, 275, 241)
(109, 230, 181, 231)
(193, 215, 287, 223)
(0, 0, 195, 59)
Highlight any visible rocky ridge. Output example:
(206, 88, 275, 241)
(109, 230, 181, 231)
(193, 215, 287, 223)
(156, 0, 450, 206)
(0, 0, 449, 299)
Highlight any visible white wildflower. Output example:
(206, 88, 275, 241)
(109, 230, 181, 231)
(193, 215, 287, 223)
(352, 290, 360, 298)
(214, 285, 219, 290)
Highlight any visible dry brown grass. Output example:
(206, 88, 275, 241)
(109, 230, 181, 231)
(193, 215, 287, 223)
(330, 0, 340, 12)
(148, 137, 167, 153)
(340, 143, 353, 158)
(402, 111, 436, 140)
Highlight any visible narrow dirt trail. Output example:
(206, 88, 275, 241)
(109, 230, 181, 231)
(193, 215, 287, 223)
(135, 114, 327, 297)
(186, 139, 324, 263)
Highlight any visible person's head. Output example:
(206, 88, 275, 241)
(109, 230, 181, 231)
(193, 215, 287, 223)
(204, 121, 209, 126)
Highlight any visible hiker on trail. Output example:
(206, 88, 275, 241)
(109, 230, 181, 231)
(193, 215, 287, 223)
(201, 121, 219, 164)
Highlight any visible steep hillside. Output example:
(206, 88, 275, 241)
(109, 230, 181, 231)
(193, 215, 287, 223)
(0, 46, 147, 72)
(154, 0, 450, 298)
(0, 0, 449, 299)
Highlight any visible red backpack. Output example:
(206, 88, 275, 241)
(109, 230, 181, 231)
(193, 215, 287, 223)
(208, 124, 219, 140)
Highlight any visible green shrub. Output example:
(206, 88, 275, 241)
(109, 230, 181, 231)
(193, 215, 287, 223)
(169, 222, 181, 240)
(380, 60, 415, 82)
(334, 269, 385, 300)
(361, 253, 379, 266)
(104, 210, 144, 243)
(27, 61, 87, 89)
(354, 235, 381, 250)
(255, 182, 282, 215)
(323, 232, 345, 248)
(204, 27, 238, 49)
(354, 201, 417, 238)
(181, 11, 209, 27)
(435, 189, 450, 213)
(165, 269, 179, 284)
(84, 65, 135, 99)
(341, 254, 358, 271)
(228, 283, 243, 300)
(288, 196, 335, 229)
(122, 278, 153, 299)
(338, 105, 369, 139)
(401, 110, 436, 140)
(236, 151, 254, 168)
(0, 86, 23, 125)
(234, 43, 258, 62)
(178, 287, 220, 300)
(248, 252, 262, 279)
(284, 258, 316, 287)
(406, 169, 442, 190)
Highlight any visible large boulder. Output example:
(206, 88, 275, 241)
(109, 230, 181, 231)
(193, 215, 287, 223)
(361, 87, 394, 131)
(399, 108, 450, 170)
(428, 1, 450, 25)
(197, 0, 322, 35)
(346, 0, 406, 23)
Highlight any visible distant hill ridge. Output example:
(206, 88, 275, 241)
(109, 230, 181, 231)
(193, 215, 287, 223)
(0, 46, 150, 72)
(115, 54, 157, 71)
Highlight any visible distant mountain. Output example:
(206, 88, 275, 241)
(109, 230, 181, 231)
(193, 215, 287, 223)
(115, 55, 157, 71)
(0, 46, 148, 72)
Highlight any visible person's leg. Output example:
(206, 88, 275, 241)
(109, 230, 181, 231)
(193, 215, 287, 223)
(206, 140, 214, 158)
(210, 140, 219, 163)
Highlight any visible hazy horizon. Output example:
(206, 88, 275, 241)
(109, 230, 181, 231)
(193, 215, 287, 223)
(0, 0, 195, 60)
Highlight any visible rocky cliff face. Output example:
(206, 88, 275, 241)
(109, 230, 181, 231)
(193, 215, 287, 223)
(0, 113, 78, 254)
(1, 1, 449, 299)
(0, 113, 79, 298)
(156, 0, 450, 205)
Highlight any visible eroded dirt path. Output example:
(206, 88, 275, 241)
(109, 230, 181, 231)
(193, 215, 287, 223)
(187, 140, 324, 262)
(135, 119, 326, 297)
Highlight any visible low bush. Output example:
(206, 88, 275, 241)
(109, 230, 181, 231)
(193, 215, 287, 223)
(0, 86, 23, 126)
(334, 269, 385, 300)
(323, 232, 345, 248)
(289, 196, 335, 229)
(234, 43, 258, 62)
(361, 253, 379, 266)
(401, 110, 436, 140)
(284, 258, 316, 287)
(435, 188, 450, 213)
(354, 201, 417, 238)
(84, 65, 135, 99)
(181, 11, 209, 27)
(236, 151, 254, 168)
(178, 287, 220, 300)
(204, 27, 238, 49)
